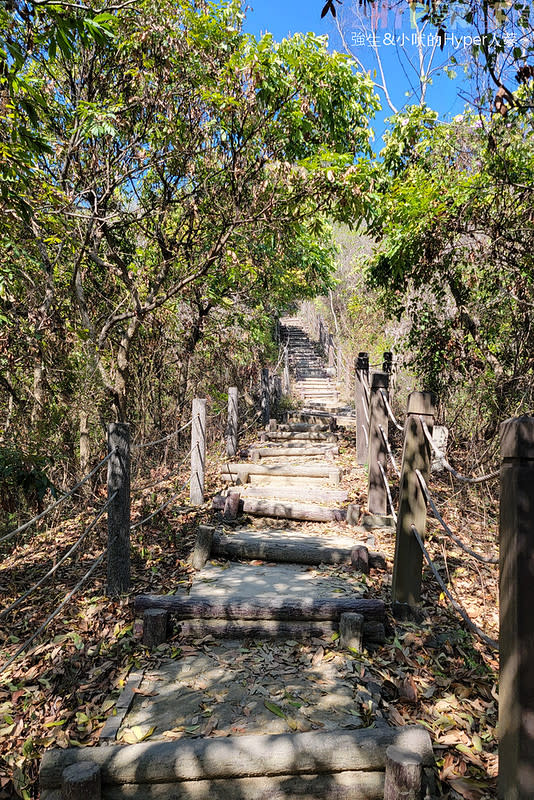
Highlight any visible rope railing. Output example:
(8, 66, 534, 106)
(410, 523, 497, 649)
(135, 444, 194, 492)
(0, 493, 117, 621)
(132, 418, 192, 452)
(361, 395, 369, 425)
(0, 450, 115, 545)
(361, 423, 369, 448)
(415, 469, 498, 565)
(130, 476, 192, 531)
(272, 340, 289, 376)
(378, 461, 398, 524)
(0, 549, 107, 674)
(420, 417, 499, 484)
(239, 410, 263, 435)
(379, 389, 403, 432)
(378, 424, 400, 478)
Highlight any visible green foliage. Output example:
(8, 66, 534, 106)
(366, 105, 534, 431)
(0, 0, 381, 489)
(0, 446, 56, 518)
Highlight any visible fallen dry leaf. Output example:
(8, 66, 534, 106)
(399, 675, 418, 704)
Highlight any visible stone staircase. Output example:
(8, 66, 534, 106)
(40, 315, 434, 800)
(281, 316, 342, 411)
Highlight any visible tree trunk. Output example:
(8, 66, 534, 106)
(79, 410, 91, 489)
(31, 362, 46, 425)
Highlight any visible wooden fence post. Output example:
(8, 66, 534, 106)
(272, 376, 282, 413)
(383, 351, 393, 375)
(355, 352, 369, 465)
(107, 422, 130, 596)
(328, 333, 335, 369)
(261, 368, 270, 427)
(190, 398, 207, 505)
(62, 763, 101, 799)
(226, 387, 238, 459)
(384, 745, 423, 800)
(368, 371, 389, 516)
(282, 347, 290, 395)
(499, 415, 534, 800)
(391, 391, 436, 612)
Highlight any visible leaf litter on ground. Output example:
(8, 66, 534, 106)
(0, 429, 499, 799)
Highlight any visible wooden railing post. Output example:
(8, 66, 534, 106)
(368, 371, 389, 515)
(190, 398, 206, 505)
(261, 368, 270, 427)
(328, 333, 335, 369)
(499, 415, 534, 800)
(226, 387, 238, 459)
(62, 763, 101, 799)
(282, 347, 290, 395)
(107, 422, 131, 596)
(337, 346, 343, 382)
(272, 376, 282, 414)
(383, 351, 393, 375)
(355, 352, 369, 465)
(391, 391, 436, 612)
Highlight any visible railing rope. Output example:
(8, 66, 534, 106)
(380, 388, 403, 432)
(135, 443, 193, 492)
(420, 417, 499, 484)
(415, 469, 498, 565)
(410, 524, 497, 649)
(379, 423, 401, 478)
(0, 549, 107, 674)
(0, 450, 114, 545)
(378, 461, 397, 524)
(131, 477, 191, 531)
(131, 419, 192, 451)
(0, 494, 116, 621)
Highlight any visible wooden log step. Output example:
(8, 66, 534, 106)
(210, 528, 386, 570)
(41, 773, 380, 800)
(245, 475, 332, 487)
(252, 440, 336, 450)
(262, 432, 337, 442)
(212, 494, 346, 522)
(277, 423, 331, 432)
(251, 446, 338, 459)
(290, 414, 336, 426)
(221, 463, 342, 482)
(335, 416, 357, 427)
(297, 392, 338, 397)
(41, 727, 433, 790)
(39, 772, 386, 799)
(176, 618, 386, 644)
(226, 485, 348, 503)
(134, 594, 386, 620)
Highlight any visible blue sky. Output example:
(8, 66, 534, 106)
(242, 0, 473, 145)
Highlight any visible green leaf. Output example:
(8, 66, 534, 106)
(264, 700, 286, 718)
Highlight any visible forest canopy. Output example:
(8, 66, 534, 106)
(0, 0, 379, 477)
